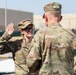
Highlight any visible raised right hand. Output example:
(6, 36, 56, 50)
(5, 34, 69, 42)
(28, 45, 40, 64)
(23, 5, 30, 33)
(5, 23, 14, 35)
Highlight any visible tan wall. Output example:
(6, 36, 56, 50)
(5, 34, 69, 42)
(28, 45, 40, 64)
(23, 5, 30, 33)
(34, 14, 76, 29)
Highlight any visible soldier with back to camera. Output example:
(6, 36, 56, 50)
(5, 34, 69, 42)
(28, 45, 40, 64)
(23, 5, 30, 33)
(24, 2, 76, 75)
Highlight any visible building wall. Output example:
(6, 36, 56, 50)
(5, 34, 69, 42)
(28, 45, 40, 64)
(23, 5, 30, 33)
(60, 14, 76, 29)
(34, 14, 76, 29)
(0, 8, 33, 31)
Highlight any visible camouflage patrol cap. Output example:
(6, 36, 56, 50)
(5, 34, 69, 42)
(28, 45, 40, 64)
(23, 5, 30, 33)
(44, 2, 62, 12)
(18, 19, 33, 29)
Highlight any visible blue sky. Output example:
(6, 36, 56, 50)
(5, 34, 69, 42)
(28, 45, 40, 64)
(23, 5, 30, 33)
(0, 0, 76, 15)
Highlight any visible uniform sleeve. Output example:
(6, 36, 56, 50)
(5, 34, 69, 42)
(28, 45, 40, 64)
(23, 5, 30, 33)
(71, 37, 76, 73)
(0, 31, 12, 41)
(71, 37, 76, 50)
(26, 31, 42, 73)
(0, 31, 12, 54)
(53, 35, 76, 74)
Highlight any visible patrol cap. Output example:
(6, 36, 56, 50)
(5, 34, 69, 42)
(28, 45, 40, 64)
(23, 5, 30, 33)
(18, 19, 33, 29)
(44, 2, 62, 12)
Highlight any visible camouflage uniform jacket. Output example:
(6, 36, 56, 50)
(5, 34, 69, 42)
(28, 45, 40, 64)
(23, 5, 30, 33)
(26, 23, 76, 75)
(0, 32, 33, 75)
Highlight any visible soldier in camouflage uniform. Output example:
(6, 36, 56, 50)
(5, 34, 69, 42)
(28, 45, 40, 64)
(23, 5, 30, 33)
(0, 20, 34, 75)
(24, 2, 76, 75)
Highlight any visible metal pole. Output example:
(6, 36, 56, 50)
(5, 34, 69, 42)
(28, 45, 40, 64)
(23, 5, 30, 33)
(5, 0, 7, 29)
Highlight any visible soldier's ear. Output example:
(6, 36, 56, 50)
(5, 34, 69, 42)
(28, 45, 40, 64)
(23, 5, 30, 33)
(45, 16, 48, 22)
(43, 14, 48, 22)
(59, 15, 62, 22)
(20, 29, 24, 34)
(20, 29, 22, 32)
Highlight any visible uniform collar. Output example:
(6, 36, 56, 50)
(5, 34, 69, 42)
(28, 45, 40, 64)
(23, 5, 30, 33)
(48, 23, 62, 28)
(22, 38, 33, 49)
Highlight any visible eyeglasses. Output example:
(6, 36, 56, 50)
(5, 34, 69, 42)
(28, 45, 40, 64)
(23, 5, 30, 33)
(22, 25, 34, 32)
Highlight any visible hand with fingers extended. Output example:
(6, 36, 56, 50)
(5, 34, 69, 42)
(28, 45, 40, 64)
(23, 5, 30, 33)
(5, 23, 14, 35)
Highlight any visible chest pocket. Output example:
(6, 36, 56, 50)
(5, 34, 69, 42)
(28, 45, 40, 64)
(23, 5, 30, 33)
(22, 43, 33, 59)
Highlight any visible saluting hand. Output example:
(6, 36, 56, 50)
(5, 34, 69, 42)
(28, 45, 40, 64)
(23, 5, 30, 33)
(5, 23, 14, 35)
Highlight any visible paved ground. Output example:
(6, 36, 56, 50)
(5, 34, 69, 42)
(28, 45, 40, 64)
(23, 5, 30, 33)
(0, 53, 14, 75)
